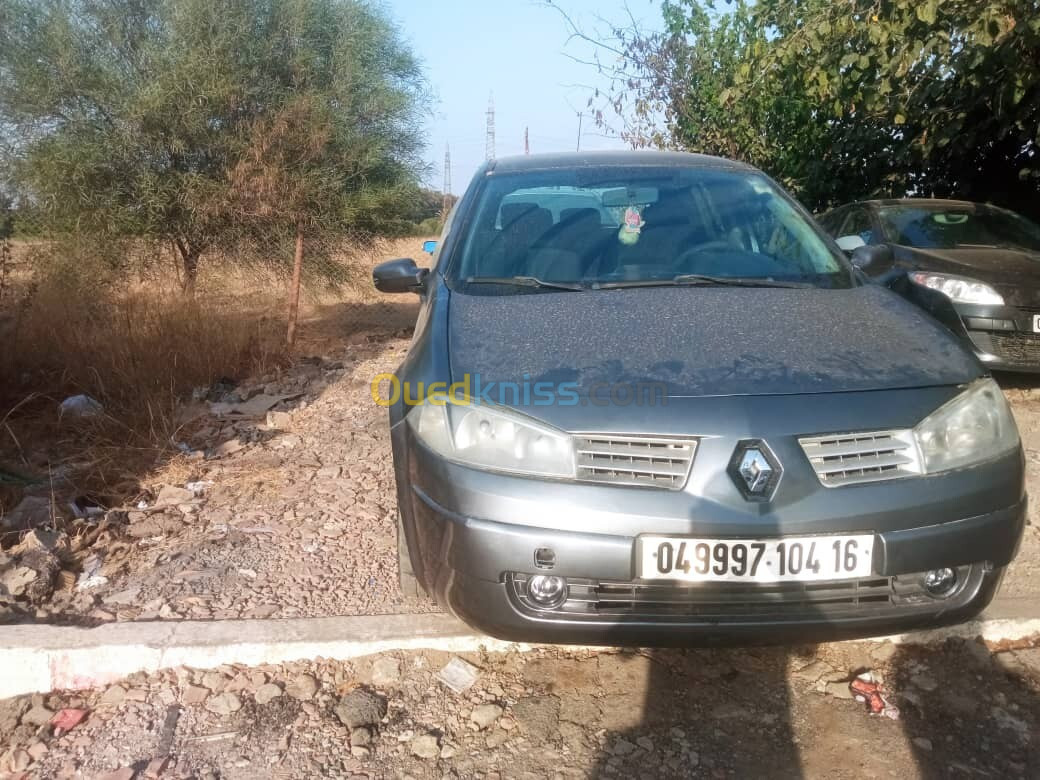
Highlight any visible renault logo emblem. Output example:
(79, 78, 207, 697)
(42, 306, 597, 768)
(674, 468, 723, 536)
(728, 440, 782, 501)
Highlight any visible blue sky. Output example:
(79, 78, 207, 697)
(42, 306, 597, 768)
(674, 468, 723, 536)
(384, 0, 664, 193)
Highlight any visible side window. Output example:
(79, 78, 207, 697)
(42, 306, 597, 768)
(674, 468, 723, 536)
(817, 210, 843, 235)
(840, 208, 875, 245)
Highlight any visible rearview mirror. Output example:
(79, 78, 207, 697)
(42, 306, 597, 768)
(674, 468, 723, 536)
(373, 258, 429, 294)
(422, 240, 438, 255)
(835, 235, 866, 253)
(850, 244, 893, 271)
(601, 187, 659, 208)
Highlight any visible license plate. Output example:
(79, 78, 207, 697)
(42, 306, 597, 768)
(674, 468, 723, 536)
(636, 534, 874, 583)
(1033, 314, 1040, 333)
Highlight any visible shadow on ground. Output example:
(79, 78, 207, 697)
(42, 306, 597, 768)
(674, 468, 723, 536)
(586, 638, 1039, 779)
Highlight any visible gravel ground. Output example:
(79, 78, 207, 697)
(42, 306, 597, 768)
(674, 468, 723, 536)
(23, 326, 436, 625)
(4, 327, 1039, 625)
(1000, 386, 1040, 600)
(1, 637, 1038, 779)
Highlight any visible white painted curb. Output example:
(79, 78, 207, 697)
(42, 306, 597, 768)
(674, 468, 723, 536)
(2, 601, 1037, 699)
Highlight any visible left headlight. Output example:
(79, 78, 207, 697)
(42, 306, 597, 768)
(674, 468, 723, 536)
(909, 271, 1004, 305)
(408, 398, 576, 478)
(914, 378, 1019, 474)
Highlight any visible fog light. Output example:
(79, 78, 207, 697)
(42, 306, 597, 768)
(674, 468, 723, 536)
(528, 575, 568, 608)
(923, 568, 957, 597)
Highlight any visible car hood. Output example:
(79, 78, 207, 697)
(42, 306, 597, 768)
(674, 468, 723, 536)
(447, 284, 981, 402)
(894, 245, 1040, 306)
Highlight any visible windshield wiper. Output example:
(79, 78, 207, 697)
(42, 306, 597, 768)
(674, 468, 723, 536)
(596, 274, 813, 290)
(464, 276, 585, 291)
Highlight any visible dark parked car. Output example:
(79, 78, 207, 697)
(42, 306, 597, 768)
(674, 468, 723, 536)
(374, 152, 1024, 647)
(819, 198, 1040, 372)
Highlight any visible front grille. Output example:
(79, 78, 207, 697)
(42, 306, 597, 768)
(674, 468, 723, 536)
(510, 574, 915, 622)
(508, 566, 978, 624)
(990, 332, 1040, 365)
(799, 430, 921, 487)
(574, 435, 696, 490)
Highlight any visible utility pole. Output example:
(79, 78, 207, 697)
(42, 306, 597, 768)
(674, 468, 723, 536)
(524, 126, 530, 155)
(441, 143, 452, 220)
(485, 92, 496, 161)
(576, 111, 583, 152)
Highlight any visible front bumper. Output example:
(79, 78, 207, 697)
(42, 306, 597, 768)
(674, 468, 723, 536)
(912, 294, 1040, 372)
(410, 484, 1019, 645)
(395, 412, 1025, 645)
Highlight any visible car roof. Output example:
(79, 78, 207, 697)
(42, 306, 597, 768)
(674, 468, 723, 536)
(487, 150, 755, 174)
(853, 198, 983, 210)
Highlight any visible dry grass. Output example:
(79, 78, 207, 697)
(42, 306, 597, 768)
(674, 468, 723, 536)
(0, 233, 429, 508)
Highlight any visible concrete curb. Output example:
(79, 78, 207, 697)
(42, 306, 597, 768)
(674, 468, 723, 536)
(3, 600, 1038, 699)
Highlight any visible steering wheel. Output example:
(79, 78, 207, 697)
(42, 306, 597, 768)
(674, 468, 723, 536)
(673, 240, 735, 271)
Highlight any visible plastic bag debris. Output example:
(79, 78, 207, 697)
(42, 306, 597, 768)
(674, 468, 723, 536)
(186, 480, 213, 497)
(59, 395, 104, 419)
(68, 496, 105, 520)
(436, 657, 480, 694)
(50, 708, 88, 736)
(76, 554, 108, 590)
(850, 672, 900, 720)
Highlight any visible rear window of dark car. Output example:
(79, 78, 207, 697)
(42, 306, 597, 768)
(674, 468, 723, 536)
(448, 165, 850, 290)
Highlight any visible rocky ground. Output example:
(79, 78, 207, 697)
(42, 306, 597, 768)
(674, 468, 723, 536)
(1, 637, 1038, 779)
(0, 322, 437, 625)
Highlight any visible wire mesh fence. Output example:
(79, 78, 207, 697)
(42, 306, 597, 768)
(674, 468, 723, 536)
(0, 205, 430, 344)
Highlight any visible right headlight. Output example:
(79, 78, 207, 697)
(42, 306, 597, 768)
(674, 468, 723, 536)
(914, 378, 1019, 474)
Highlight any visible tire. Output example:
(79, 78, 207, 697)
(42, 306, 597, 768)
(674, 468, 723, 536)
(397, 510, 422, 601)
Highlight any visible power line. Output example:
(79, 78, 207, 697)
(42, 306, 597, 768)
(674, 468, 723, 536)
(576, 111, 583, 152)
(442, 143, 452, 219)
(485, 92, 496, 161)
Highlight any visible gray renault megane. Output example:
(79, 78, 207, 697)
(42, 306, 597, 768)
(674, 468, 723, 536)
(373, 151, 1025, 646)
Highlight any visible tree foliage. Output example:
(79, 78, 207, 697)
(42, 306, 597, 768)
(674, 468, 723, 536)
(0, 0, 428, 292)
(608, 0, 1040, 216)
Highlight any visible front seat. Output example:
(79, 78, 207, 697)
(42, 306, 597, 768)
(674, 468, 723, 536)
(500, 204, 552, 277)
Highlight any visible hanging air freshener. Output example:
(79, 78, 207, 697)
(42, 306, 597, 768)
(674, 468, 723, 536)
(618, 205, 644, 245)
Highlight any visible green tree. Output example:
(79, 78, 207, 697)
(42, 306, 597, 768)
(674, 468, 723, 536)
(609, 0, 1040, 216)
(0, 0, 427, 303)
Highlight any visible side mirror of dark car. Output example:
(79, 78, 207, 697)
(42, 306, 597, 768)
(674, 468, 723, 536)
(850, 244, 893, 272)
(373, 258, 429, 294)
(835, 234, 866, 255)
(422, 239, 438, 255)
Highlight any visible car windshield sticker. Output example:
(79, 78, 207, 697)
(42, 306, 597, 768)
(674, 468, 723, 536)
(618, 205, 644, 245)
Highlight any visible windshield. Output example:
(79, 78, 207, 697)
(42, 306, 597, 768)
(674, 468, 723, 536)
(878, 204, 1040, 252)
(449, 166, 851, 291)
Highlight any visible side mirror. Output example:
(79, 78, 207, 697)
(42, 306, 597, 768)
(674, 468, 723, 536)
(835, 234, 866, 253)
(422, 240, 438, 255)
(850, 244, 893, 271)
(373, 258, 429, 294)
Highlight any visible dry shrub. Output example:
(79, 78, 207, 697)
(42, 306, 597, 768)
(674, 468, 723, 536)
(0, 232, 416, 504)
(0, 239, 286, 503)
